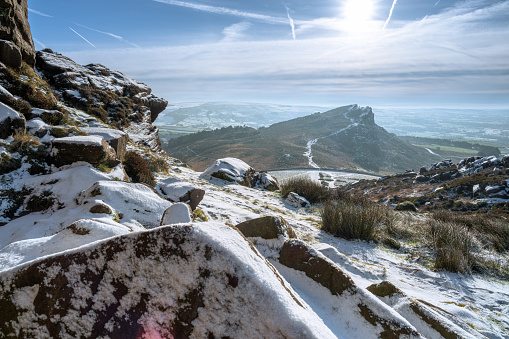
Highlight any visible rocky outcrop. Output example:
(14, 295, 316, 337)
(0, 101, 24, 138)
(201, 157, 256, 186)
(0, 223, 334, 338)
(50, 136, 117, 167)
(0, 0, 35, 66)
(252, 171, 280, 191)
(236, 216, 296, 240)
(35, 49, 167, 151)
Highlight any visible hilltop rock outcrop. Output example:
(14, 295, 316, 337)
(0, 0, 35, 66)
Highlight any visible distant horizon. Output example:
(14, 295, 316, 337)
(29, 0, 509, 109)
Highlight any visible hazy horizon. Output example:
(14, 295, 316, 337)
(28, 0, 509, 109)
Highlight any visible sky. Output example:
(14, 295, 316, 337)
(27, 0, 509, 108)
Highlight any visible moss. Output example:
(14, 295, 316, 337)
(49, 127, 69, 138)
(193, 208, 209, 222)
(0, 153, 22, 174)
(367, 281, 403, 298)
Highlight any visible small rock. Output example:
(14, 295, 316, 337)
(160, 203, 193, 225)
(285, 192, 310, 208)
(236, 216, 296, 240)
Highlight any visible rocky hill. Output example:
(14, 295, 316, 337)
(164, 105, 440, 174)
(0, 2, 507, 338)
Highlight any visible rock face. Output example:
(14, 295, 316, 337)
(0, 39, 21, 68)
(35, 49, 167, 151)
(0, 223, 334, 338)
(0, 101, 24, 138)
(236, 216, 296, 240)
(0, 0, 35, 66)
(50, 136, 117, 167)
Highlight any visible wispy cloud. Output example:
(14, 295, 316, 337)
(153, 0, 287, 24)
(69, 27, 96, 48)
(28, 8, 53, 18)
(221, 22, 251, 43)
(383, 0, 398, 29)
(285, 5, 296, 40)
(75, 23, 140, 48)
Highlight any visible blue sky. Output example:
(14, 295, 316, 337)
(28, 0, 509, 108)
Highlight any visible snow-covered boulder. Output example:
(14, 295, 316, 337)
(0, 223, 335, 338)
(252, 172, 281, 191)
(160, 203, 193, 225)
(50, 135, 117, 167)
(158, 177, 205, 210)
(82, 127, 128, 161)
(201, 157, 256, 186)
(236, 216, 296, 240)
(285, 192, 310, 208)
(429, 159, 455, 172)
(0, 101, 25, 138)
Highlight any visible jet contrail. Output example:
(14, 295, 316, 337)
(69, 27, 96, 48)
(28, 8, 53, 17)
(383, 0, 398, 29)
(75, 23, 141, 48)
(434, 0, 441, 8)
(285, 5, 296, 40)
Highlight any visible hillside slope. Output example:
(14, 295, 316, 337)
(164, 105, 440, 173)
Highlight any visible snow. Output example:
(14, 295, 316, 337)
(51, 135, 104, 146)
(157, 177, 196, 201)
(0, 101, 21, 121)
(81, 127, 126, 141)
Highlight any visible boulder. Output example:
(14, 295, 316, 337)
(50, 135, 117, 167)
(148, 96, 168, 122)
(252, 172, 281, 191)
(285, 192, 310, 208)
(89, 203, 113, 214)
(429, 159, 455, 172)
(0, 0, 35, 65)
(0, 223, 334, 338)
(28, 108, 65, 125)
(0, 101, 25, 138)
(201, 157, 256, 187)
(160, 202, 193, 225)
(0, 39, 21, 68)
(158, 177, 205, 210)
(82, 127, 128, 161)
(236, 216, 296, 240)
(502, 155, 509, 168)
(279, 239, 355, 296)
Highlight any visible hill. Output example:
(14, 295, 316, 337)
(164, 105, 440, 173)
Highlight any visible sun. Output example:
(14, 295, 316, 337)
(341, 0, 377, 34)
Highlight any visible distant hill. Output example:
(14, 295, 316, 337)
(163, 105, 440, 173)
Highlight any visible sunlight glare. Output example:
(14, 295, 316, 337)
(341, 0, 377, 34)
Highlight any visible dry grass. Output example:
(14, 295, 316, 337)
(123, 151, 155, 186)
(281, 176, 328, 204)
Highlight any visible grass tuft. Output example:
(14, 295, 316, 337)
(123, 151, 155, 186)
(281, 176, 328, 204)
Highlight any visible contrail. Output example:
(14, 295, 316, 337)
(28, 8, 53, 17)
(75, 23, 141, 48)
(434, 0, 441, 8)
(33, 38, 46, 49)
(383, 0, 398, 29)
(69, 27, 96, 48)
(285, 5, 296, 40)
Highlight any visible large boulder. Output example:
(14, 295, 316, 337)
(160, 203, 193, 225)
(82, 127, 128, 161)
(0, 0, 35, 65)
(158, 177, 205, 210)
(0, 101, 25, 138)
(502, 155, 509, 168)
(0, 223, 334, 338)
(201, 157, 256, 187)
(236, 216, 296, 240)
(0, 39, 21, 68)
(50, 135, 117, 167)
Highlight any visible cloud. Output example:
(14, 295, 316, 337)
(383, 0, 398, 29)
(28, 8, 53, 18)
(69, 27, 96, 48)
(285, 5, 296, 40)
(75, 23, 141, 48)
(221, 22, 252, 43)
(153, 0, 287, 24)
(66, 0, 509, 106)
